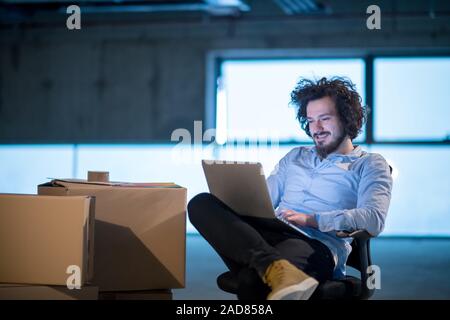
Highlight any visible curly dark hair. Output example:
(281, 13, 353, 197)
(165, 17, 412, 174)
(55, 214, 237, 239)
(290, 76, 368, 140)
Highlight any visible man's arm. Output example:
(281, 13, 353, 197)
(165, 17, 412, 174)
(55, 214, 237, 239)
(281, 154, 393, 237)
(266, 148, 298, 208)
(266, 163, 285, 209)
(315, 154, 393, 236)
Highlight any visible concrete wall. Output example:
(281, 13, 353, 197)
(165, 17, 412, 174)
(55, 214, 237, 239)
(1, 12, 450, 142)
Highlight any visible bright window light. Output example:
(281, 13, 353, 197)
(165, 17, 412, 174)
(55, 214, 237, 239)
(218, 58, 366, 143)
(374, 57, 450, 141)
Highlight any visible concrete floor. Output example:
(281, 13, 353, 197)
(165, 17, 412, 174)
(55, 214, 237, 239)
(173, 234, 450, 300)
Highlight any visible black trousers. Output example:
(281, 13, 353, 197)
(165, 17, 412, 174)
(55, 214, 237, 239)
(188, 192, 335, 300)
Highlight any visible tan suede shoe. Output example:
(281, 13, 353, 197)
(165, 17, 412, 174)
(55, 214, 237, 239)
(263, 259, 319, 300)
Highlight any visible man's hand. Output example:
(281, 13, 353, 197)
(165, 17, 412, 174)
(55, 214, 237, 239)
(278, 209, 318, 228)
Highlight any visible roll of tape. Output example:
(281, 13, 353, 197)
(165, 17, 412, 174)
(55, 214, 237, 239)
(87, 171, 110, 182)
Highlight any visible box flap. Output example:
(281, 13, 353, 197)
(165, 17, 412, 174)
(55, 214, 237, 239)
(50, 178, 182, 188)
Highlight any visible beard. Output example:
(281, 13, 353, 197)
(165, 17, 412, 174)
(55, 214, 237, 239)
(314, 129, 346, 159)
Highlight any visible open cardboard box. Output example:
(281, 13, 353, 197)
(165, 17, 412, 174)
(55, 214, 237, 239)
(38, 179, 187, 292)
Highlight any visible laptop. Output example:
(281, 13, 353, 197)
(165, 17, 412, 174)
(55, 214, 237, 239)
(201, 160, 308, 236)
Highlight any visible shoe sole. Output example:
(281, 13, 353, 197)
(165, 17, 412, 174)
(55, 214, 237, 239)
(268, 277, 319, 300)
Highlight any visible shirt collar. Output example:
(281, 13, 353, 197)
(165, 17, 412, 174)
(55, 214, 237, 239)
(310, 145, 364, 162)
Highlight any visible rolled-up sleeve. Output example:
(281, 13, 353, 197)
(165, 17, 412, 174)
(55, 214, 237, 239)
(316, 154, 393, 236)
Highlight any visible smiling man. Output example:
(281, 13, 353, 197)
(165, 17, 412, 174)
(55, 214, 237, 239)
(188, 77, 393, 300)
(307, 96, 353, 159)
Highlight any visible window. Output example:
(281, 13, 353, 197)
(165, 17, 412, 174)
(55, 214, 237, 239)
(374, 57, 450, 141)
(0, 145, 74, 194)
(368, 145, 450, 236)
(217, 58, 366, 144)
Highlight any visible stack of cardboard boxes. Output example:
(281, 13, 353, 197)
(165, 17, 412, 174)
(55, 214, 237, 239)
(0, 175, 187, 300)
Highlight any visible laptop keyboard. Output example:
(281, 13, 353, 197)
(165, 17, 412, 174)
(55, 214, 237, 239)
(276, 216, 309, 237)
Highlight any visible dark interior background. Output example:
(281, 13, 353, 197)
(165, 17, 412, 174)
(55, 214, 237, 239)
(1, 0, 449, 143)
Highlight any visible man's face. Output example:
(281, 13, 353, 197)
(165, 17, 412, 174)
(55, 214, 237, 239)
(306, 96, 347, 158)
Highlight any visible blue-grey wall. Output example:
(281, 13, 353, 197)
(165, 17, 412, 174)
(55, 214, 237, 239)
(1, 3, 450, 142)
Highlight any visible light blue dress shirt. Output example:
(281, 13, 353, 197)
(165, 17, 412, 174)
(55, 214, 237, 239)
(266, 145, 393, 279)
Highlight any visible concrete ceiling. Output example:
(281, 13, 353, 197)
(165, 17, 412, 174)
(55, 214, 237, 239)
(1, 0, 450, 25)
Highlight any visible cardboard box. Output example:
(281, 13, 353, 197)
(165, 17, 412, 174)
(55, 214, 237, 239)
(38, 179, 186, 292)
(0, 194, 95, 286)
(0, 284, 98, 300)
(99, 289, 172, 300)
